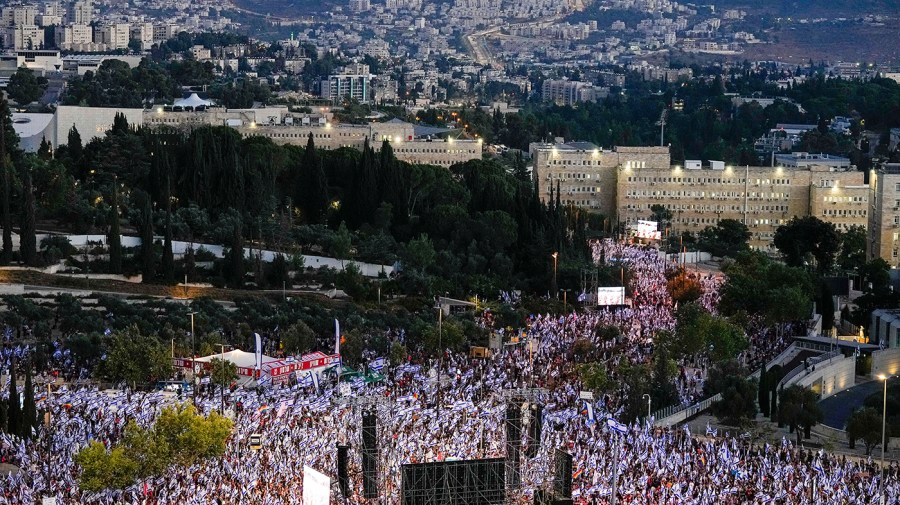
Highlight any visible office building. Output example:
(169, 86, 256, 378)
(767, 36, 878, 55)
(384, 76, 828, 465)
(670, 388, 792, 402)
(869, 164, 900, 266)
(531, 141, 869, 251)
(541, 79, 606, 106)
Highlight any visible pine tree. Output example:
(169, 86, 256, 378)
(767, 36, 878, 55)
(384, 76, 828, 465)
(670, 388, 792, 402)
(19, 167, 37, 266)
(771, 386, 779, 424)
(7, 359, 20, 437)
(108, 176, 122, 274)
(21, 359, 35, 439)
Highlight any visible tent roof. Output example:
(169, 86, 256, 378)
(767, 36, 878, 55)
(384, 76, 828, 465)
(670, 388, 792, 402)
(174, 93, 212, 108)
(194, 349, 278, 368)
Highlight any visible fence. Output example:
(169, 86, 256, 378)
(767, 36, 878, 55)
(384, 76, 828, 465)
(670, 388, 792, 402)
(652, 343, 802, 427)
(778, 349, 842, 389)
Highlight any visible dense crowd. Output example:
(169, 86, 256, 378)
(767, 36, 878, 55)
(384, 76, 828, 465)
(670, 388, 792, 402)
(0, 240, 896, 504)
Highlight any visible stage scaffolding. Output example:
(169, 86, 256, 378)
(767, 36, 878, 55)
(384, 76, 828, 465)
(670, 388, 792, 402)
(502, 388, 553, 503)
(334, 394, 393, 502)
(400, 458, 506, 505)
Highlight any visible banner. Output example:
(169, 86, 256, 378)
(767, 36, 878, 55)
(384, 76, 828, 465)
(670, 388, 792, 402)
(254, 333, 262, 373)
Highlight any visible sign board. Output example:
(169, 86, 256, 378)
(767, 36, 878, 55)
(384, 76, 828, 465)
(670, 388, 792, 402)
(635, 220, 662, 240)
(249, 433, 262, 450)
(303, 465, 331, 505)
(579, 391, 594, 401)
(42, 498, 57, 505)
(597, 287, 626, 306)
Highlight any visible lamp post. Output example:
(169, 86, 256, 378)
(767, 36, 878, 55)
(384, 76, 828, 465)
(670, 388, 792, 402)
(218, 342, 226, 415)
(642, 393, 651, 421)
(188, 311, 197, 404)
(878, 374, 891, 505)
(551, 252, 558, 298)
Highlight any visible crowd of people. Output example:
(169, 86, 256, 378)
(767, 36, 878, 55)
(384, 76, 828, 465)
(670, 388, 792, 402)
(0, 239, 896, 504)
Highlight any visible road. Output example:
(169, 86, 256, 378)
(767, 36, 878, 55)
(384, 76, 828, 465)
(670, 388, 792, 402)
(819, 379, 882, 429)
(464, 13, 570, 69)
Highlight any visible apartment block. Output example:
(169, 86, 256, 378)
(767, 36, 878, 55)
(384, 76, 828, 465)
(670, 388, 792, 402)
(130, 23, 153, 50)
(67, 0, 91, 25)
(541, 79, 607, 106)
(55, 24, 92, 50)
(322, 64, 373, 104)
(96, 23, 129, 50)
(6, 25, 43, 50)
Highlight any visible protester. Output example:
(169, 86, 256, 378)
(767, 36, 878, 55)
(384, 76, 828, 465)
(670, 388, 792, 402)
(0, 239, 894, 504)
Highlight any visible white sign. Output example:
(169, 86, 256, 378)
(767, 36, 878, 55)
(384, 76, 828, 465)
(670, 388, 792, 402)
(42, 498, 57, 505)
(303, 465, 331, 505)
(579, 391, 594, 400)
(597, 287, 625, 306)
(635, 220, 662, 240)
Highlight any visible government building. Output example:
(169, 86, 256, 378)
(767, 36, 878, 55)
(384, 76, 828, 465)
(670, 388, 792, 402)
(530, 141, 872, 255)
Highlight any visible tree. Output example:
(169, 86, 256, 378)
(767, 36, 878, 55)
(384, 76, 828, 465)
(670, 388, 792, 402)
(720, 251, 814, 332)
(21, 359, 36, 439)
(209, 357, 238, 389)
(666, 268, 703, 305)
(0, 101, 12, 264)
(97, 325, 172, 386)
(649, 204, 672, 229)
(75, 403, 232, 491)
(19, 167, 37, 266)
(705, 361, 758, 426)
(777, 385, 823, 445)
(697, 219, 750, 258)
(837, 225, 867, 273)
(389, 341, 408, 366)
(6, 359, 20, 437)
(134, 191, 156, 282)
(576, 362, 610, 395)
(108, 177, 122, 274)
(650, 346, 679, 410)
(6, 66, 47, 105)
(67, 126, 84, 166)
(773, 216, 840, 273)
(330, 221, 352, 269)
(281, 320, 316, 355)
(74, 441, 139, 492)
(758, 364, 770, 417)
(846, 407, 887, 455)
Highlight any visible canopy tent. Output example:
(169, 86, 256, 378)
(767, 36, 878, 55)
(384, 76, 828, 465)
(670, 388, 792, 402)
(173, 93, 213, 108)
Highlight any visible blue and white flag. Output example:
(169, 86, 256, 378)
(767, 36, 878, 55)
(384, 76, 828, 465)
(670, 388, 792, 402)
(582, 400, 595, 422)
(369, 358, 386, 372)
(606, 417, 628, 434)
(310, 371, 320, 394)
(705, 423, 717, 437)
(254, 333, 262, 372)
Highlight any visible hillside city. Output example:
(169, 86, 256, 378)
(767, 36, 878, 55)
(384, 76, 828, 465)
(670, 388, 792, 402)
(0, 0, 899, 504)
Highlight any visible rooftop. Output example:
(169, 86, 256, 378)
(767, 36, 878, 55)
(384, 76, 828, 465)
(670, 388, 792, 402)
(10, 113, 53, 139)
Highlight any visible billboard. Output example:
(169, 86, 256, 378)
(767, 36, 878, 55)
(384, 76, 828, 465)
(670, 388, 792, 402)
(635, 220, 661, 240)
(303, 465, 331, 505)
(597, 287, 625, 306)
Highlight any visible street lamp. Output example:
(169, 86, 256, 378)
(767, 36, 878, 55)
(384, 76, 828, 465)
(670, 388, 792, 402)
(878, 374, 892, 505)
(188, 311, 198, 403)
(642, 394, 651, 421)
(551, 252, 558, 298)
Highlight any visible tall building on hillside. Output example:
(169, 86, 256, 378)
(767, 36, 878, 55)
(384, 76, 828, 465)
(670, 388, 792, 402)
(541, 79, 607, 106)
(67, 0, 91, 25)
(322, 63, 373, 104)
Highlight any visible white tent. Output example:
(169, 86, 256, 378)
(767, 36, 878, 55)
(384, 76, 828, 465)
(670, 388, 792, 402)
(173, 93, 213, 108)
(194, 349, 278, 369)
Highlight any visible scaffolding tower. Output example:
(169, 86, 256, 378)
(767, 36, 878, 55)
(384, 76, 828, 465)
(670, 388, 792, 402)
(502, 388, 552, 502)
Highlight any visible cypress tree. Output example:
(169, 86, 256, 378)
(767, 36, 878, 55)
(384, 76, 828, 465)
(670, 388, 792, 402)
(67, 125, 83, 166)
(0, 392, 6, 432)
(758, 365, 769, 417)
(771, 386, 780, 424)
(228, 218, 244, 288)
(379, 139, 407, 224)
(37, 137, 51, 160)
(0, 110, 11, 264)
(161, 175, 174, 282)
(19, 167, 37, 266)
(108, 176, 122, 274)
(138, 191, 155, 283)
(21, 359, 35, 439)
(7, 359, 20, 437)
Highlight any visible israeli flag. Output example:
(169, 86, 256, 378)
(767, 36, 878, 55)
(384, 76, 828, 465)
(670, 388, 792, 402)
(577, 291, 587, 302)
(583, 400, 595, 422)
(606, 417, 628, 434)
(310, 372, 320, 394)
(369, 358, 387, 372)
